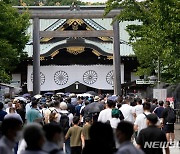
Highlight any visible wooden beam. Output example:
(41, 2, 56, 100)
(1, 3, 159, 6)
(39, 30, 114, 38)
(14, 6, 121, 19)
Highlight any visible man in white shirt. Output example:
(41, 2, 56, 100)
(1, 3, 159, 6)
(119, 100, 135, 123)
(98, 100, 116, 123)
(134, 102, 151, 135)
(134, 98, 143, 117)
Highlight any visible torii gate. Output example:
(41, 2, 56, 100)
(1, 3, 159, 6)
(15, 5, 122, 96)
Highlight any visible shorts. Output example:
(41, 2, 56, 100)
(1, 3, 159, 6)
(164, 124, 174, 133)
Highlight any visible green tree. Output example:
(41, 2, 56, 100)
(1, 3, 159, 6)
(105, 0, 180, 84)
(0, 1, 29, 83)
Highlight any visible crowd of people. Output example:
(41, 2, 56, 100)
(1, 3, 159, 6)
(0, 93, 177, 154)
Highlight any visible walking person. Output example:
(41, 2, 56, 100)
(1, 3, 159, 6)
(119, 99, 135, 123)
(65, 116, 83, 154)
(59, 102, 73, 154)
(0, 117, 23, 154)
(136, 114, 169, 154)
(116, 121, 144, 154)
(161, 101, 176, 145)
(134, 102, 151, 136)
(26, 100, 43, 124)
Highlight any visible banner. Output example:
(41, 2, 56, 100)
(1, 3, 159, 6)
(27, 65, 124, 91)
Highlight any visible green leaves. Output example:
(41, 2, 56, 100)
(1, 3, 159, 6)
(106, 0, 180, 84)
(0, 1, 29, 82)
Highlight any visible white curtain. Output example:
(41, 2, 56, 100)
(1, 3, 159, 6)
(27, 65, 124, 91)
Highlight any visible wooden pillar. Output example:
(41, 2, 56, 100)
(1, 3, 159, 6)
(33, 17, 40, 95)
(113, 21, 121, 96)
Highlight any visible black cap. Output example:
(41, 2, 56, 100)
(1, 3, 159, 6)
(146, 114, 158, 124)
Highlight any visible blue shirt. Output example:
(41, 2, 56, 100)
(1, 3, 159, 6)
(154, 107, 164, 118)
(26, 108, 42, 123)
(0, 110, 7, 121)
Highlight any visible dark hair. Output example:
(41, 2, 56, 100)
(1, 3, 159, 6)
(54, 101, 60, 107)
(152, 98, 157, 104)
(117, 121, 134, 140)
(159, 101, 164, 106)
(143, 102, 151, 110)
(136, 98, 142, 105)
(165, 101, 170, 106)
(73, 116, 80, 124)
(2, 118, 22, 135)
(23, 123, 44, 148)
(0, 102, 4, 109)
(84, 116, 91, 123)
(107, 100, 116, 108)
(43, 123, 62, 141)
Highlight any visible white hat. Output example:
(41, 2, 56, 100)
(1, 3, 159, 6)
(60, 102, 68, 110)
(94, 96, 100, 102)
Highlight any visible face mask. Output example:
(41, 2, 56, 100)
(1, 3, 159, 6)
(14, 130, 22, 143)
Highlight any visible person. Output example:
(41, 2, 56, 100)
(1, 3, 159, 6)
(119, 99, 135, 123)
(59, 101, 73, 154)
(20, 123, 47, 154)
(134, 102, 151, 136)
(75, 100, 82, 117)
(26, 100, 43, 124)
(136, 114, 169, 154)
(0, 117, 23, 154)
(0, 102, 7, 122)
(98, 99, 116, 123)
(161, 101, 176, 144)
(134, 98, 143, 117)
(65, 116, 83, 154)
(5, 101, 13, 114)
(150, 98, 158, 113)
(82, 122, 115, 154)
(4, 107, 23, 123)
(43, 123, 64, 154)
(109, 108, 121, 149)
(116, 121, 144, 154)
(81, 116, 91, 147)
(43, 102, 56, 124)
(153, 101, 164, 118)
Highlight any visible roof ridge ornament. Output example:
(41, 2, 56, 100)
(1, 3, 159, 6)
(70, 2, 80, 11)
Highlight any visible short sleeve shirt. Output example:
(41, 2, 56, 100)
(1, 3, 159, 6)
(136, 126, 167, 154)
(26, 108, 42, 123)
(66, 126, 82, 147)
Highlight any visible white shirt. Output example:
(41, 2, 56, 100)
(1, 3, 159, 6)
(98, 108, 112, 123)
(134, 105, 143, 116)
(120, 104, 135, 123)
(110, 118, 120, 129)
(134, 111, 151, 134)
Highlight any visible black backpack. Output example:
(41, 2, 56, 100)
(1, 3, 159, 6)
(166, 108, 176, 124)
(59, 112, 70, 135)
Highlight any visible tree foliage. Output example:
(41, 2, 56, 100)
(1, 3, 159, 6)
(0, 1, 29, 83)
(105, 0, 180, 84)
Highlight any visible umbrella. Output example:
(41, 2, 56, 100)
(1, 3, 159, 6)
(86, 91, 97, 96)
(34, 94, 42, 99)
(14, 97, 27, 102)
(44, 92, 54, 95)
(56, 92, 64, 96)
(23, 93, 31, 98)
(108, 95, 118, 101)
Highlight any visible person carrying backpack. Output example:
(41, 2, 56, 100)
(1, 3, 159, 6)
(161, 101, 176, 145)
(59, 102, 73, 154)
